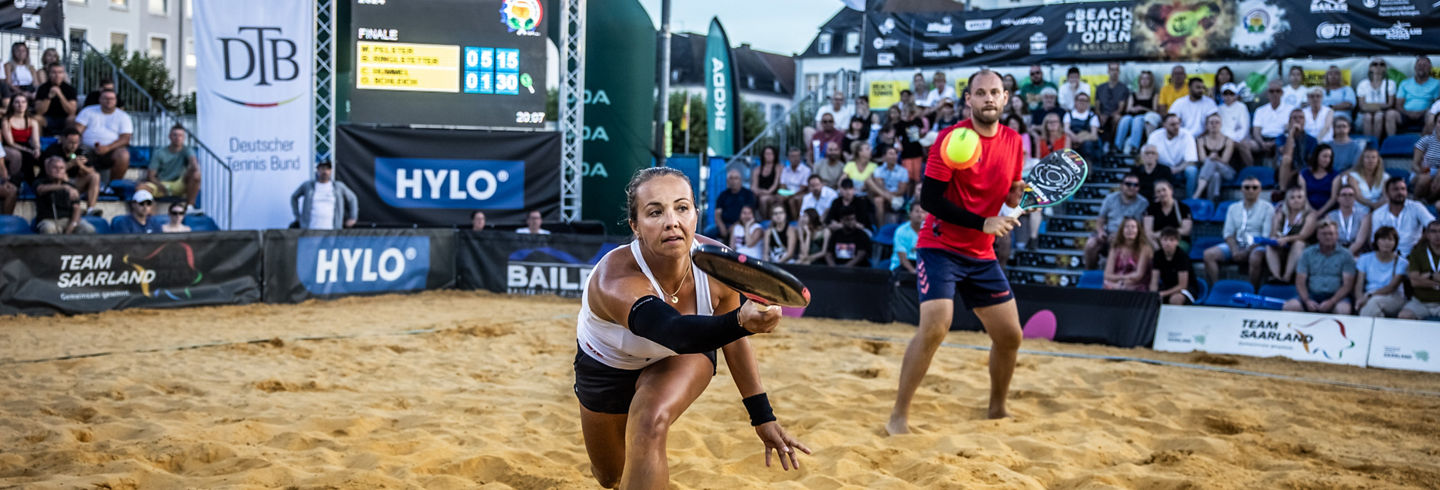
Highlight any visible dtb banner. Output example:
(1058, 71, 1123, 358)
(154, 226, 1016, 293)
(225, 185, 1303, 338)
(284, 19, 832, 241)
(335, 125, 560, 227)
(456, 232, 622, 297)
(194, 0, 313, 230)
(0, 233, 264, 315)
(1153, 305, 1373, 367)
(705, 17, 738, 157)
(262, 229, 456, 303)
(0, 0, 63, 36)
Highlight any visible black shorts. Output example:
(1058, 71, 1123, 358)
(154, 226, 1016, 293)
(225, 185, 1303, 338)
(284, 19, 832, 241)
(917, 247, 1014, 309)
(92, 149, 121, 171)
(572, 345, 717, 415)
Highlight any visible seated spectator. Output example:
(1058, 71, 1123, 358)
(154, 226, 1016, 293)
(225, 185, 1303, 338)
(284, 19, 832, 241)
(1302, 88, 1335, 143)
(33, 63, 76, 140)
(2, 94, 40, 188)
(1396, 55, 1438, 132)
(1168, 77, 1218, 137)
(1116, 70, 1159, 154)
(891, 203, 925, 273)
(1036, 112, 1068, 157)
(729, 205, 763, 259)
(780, 147, 813, 218)
(1003, 113, 1034, 162)
(910, 73, 931, 111)
(516, 210, 549, 235)
(762, 204, 798, 263)
(1019, 64, 1056, 111)
(796, 208, 830, 265)
(1321, 66, 1356, 115)
(922, 71, 956, 117)
(1057, 66, 1091, 112)
(33, 156, 95, 234)
(1211, 66, 1252, 104)
(1103, 216, 1152, 291)
(931, 101, 960, 132)
(1357, 58, 1400, 140)
(1282, 220, 1355, 314)
(840, 117, 870, 160)
(4, 42, 35, 99)
(1327, 116, 1363, 173)
(111, 189, 163, 234)
(81, 78, 127, 111)
(814, 90, 851, 129)
(824, 178, 874, 231)
(842, 142, 877, 191)
(1327, 185, 1372, 257)
(812, 113, 844, 161)
(1266, 187, 1319, 283)
(1146, 113, 1199, 197)
(751, 146, 781, 218)
(1193, 114, 1237, 201)
(1346, 148, 1387, 209)
(1355, 226, 1408, 317)
(1402, 221, 1440, 319)
(1084, 174, 1149, 269)
(712, 169, 756, 242)
(867, 145, 909, 225)
(39, 127, 99, 213)
(162, 201, 190, 233)
(1280, 65, 1308, 108)
(471, 210, 486, 231)
(1413, 113, 1440, 203)
(1096, 62, 1130, 150)
(1144, 180, 1192, 251)
(1028, 88, 1065, 143)
(1276, 109, 1316, 191)
(1244, 81, 1294, 162)
(826, 211, 871, 267)
(1371, 177, 1435, 255)
(34, 48, 58, 86)
(1157, 65, 1189, 113)
(0, 162, 13, 214)
(74, 89, 133, 183)
(1300, 144, 1340, 213)
(894, 104, 930, 182)
(814, 141, 847, 189)
(1002, 74, 1020, 102)
(1151, 227, 1197, 304)
(1063, 92, 1102, 161)
(799, 175, 838, 218)
(290, 160, 358, 230)
(1005, 94, 1028, 121)
(145, 125, 202, 212)
(1217, 83, 1253, 167)
(1130, 144, 1173, 203)
(1204, 176, 1274, 285)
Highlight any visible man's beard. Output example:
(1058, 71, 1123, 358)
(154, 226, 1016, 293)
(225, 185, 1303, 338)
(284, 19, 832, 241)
(1391, 194, 1407, 205)
(972, 106, 1000, 125)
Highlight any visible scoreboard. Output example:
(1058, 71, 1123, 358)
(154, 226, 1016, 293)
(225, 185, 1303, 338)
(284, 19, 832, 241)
(347, 0, 548, 129)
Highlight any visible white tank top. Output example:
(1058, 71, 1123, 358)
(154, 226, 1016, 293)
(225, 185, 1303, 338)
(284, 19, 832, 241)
(576, 240, 714, 370)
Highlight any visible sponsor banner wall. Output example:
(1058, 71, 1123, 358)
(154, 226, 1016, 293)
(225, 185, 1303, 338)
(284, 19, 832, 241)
(194, 0, 314, 229)
(0, 0, 63, 36)
(456, 232, 621, 297)
(262, 229, 456, 303)
(1366, 318, 1440, 373)
(0, 232, 264, 315)
(1153, 305, 1373, 367)
(335, 125, 560, 227)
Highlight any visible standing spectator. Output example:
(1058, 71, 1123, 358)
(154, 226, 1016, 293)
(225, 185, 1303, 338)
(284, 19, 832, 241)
(81, 79, 127, 110)
(1056, 67, 1091, 112)
(1355, 226, 1409, 317)
(1396, 55, 1438, 133)
(1357, 58, 1399, 140)
(910, 73, 931, 111)
(1217, 83, 1254, 167)
(33, 48, 58, 86)
(1276, 109, 1316, 191)
(1146, 113, 1199, 197)
(1130, 144, 1174, 203)
(1019, 64, 1056, 110)
(1157, 65, 1189, 114)
(1327, 185, 1372, 256)
(1151, 227, 1197, 304)
(1168, 77, 1218, 137)
(33, 62, 75, 135)
(1413, 113, 1440, 202)
(780, 147, 812, 219)
(1302, 88, 1335, 143)
(290, 160, 358, 230)
(891, 203, 925, 272)
(1281, 65, 1308, 109)
(33, 156, 94, 234)
(39, 127, 99, 213)
(867, 145, 909, 224)
(1402, 221, 1440, 319)
(2, 94, 40, 187)
(1027, 88, 1064, 143)
(1193, 114, 1237, 201)
(1083, 174, 1149, 269)
(1144, 180, 1192, 251)
(763, 204, 798, 264)
(1211, 66, 1252, 103)
(470, 210, 486, 231)
(74, 89, 133, 183)
(1283, 220, 1356, 314)
(1103, 217, 1151, 291)
(826, 211, 871, 267)
(796, 208, 830, 265)
(811, 113, 844, 161)
(1370, 177, 1435, 255)
(161, 202, 190, 233)
(823, 178, 874, 231)
(1266, 187, 1319, 283)
(729, 205, 763, 259)
(814, 91, 852, 127)
(1327, 116, 1363, 173)
(1096, 62, 1130, 150)
(1244, 81, 1294, 162)
(1063, 92, 1102, 161)
(1116, 70, 1159, 155)
(750, 146, 781, 220)
(922, 71, 956, 116)
(799, 175, 838, 218)
(146, 125, 202, 212)
(516, 210, 549, 235)
(893, 105, 929, 183)
(1203, 176, 1274, 285)
(813, 140, 846, 188)
(1346, 148, 1387, 209)
(4, 42, 36, 99)
(1036, 113, 1068, 157)
(1321, 66, 1356, 115)
(712, 169, 756, 242)
(1301, 144, 1340, 213)
(110, 189, 163, 234)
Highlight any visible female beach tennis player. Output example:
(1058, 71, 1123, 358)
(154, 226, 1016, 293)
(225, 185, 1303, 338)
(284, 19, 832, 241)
(574, 167, 810, 488)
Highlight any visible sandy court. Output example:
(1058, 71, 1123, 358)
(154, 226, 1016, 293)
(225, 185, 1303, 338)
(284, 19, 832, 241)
(2, 290, 1439, 489)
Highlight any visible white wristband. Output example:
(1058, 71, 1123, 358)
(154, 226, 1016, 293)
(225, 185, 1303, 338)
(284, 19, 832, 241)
(999, 203, 1020, 218)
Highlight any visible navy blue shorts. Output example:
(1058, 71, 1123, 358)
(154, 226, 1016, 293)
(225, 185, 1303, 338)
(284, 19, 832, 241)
(573, 345, 716, 415)
(916, 247, 1014, 309)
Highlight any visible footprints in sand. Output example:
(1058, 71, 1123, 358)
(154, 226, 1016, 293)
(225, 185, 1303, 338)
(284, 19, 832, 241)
(251, 379, 349, 393)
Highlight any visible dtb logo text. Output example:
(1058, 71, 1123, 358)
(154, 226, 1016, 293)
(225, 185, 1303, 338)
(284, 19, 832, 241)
(220, 27, 300, 86)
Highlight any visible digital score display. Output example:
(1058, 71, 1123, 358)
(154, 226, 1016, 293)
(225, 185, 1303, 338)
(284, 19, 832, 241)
(347, 0, 548, 129)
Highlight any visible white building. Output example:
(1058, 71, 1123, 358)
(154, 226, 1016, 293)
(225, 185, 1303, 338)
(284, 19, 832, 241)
(795, 7, 862, 104)
(668, 32, 795, 124)
(64, 0, 195, 96)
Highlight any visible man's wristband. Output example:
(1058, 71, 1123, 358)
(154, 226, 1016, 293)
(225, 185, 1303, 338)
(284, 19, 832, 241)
(742, 393, 777, 427)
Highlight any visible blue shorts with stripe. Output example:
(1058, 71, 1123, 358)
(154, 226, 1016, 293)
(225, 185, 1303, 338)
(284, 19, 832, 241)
(916, 247, 1014, 309)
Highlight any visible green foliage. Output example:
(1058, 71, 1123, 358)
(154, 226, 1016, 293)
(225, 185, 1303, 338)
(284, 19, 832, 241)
(664, 91, 769, 156)
(85, 45, 184, 113)
(739, 98, 766, 146)
(545, 88, 558, 123)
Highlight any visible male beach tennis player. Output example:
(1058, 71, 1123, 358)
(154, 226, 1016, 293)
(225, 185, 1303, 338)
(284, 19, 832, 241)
(888, 69, 1027, 434)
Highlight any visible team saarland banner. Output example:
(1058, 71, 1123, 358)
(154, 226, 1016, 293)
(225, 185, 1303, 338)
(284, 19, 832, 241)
(705, 17, 737, 157)
(1153, 305, 1373, 367)
(195, 0, 314, 230)
(0, 233, 264, 316)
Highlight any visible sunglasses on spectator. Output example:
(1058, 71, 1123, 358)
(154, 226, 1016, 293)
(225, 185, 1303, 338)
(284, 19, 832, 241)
(1242, 185, 1260, 190)
(137, 200, 153, 206)
(1371, 61, 1386, 66)
(1121, 182, 1139, 187)
(170, 208, 185, 215)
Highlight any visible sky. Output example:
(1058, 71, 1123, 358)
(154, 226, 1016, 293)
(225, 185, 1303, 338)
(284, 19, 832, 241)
(635, 0, 848, 55)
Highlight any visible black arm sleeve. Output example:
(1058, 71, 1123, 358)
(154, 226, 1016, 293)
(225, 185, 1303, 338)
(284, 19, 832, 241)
(921, 176, 987, 231)
(628, 295, 751, 354)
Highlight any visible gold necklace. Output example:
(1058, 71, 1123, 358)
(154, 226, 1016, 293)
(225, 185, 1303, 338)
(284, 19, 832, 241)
(663, 260, 691, 304)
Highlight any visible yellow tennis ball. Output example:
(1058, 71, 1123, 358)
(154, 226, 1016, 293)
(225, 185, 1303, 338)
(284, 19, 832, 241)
(941, 127, 981, 170)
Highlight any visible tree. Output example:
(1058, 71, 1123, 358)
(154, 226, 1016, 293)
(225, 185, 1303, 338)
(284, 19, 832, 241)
(84, 45, 184, 113)
(664, 91, 769, 156)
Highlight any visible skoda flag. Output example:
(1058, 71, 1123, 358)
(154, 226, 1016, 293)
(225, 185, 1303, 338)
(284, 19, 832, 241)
(705, 18, 738, 157)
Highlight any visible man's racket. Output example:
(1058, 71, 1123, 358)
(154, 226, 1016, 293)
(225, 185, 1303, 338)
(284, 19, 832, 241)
(1007, 149, 1089, 217)
(691, 244, 811, 310)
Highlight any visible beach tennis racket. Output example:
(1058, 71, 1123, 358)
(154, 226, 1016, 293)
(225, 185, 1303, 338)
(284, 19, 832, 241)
(1007, 149, 1089, 218)
(691, 244, 811, 309)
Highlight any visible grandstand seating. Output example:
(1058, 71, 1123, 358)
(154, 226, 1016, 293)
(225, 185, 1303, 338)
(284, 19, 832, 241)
(1203, 280, 1254, 307)
(1257, 284, 1299, 307)
(1182, 198, 1213, 222)
(1386, 167, 1412, 184)
(1194, 278, 1210, 302)
(1190, 236, 1223, 261)
(1078, 270, 1103, 289)
(1379, 133, 1420, 157)
(1232, 166, 1276, 189)
(83, 216, 110, 234)
(186, 215, 220, 231)
(1210, 200, 1236, 223)
(0, 215, 30, 234)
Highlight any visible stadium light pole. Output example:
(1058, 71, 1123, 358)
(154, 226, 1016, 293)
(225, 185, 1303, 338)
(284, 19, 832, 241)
(653, 0, 671, 167)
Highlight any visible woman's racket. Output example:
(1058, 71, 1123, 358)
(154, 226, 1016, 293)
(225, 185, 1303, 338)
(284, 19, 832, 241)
(1007, 149, 1089, 217)
(691, 244, 811, 309)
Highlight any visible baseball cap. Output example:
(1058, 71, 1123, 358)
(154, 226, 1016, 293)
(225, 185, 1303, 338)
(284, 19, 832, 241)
(1221, 83, 1239, 95)
(131, 189, 154, 203)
